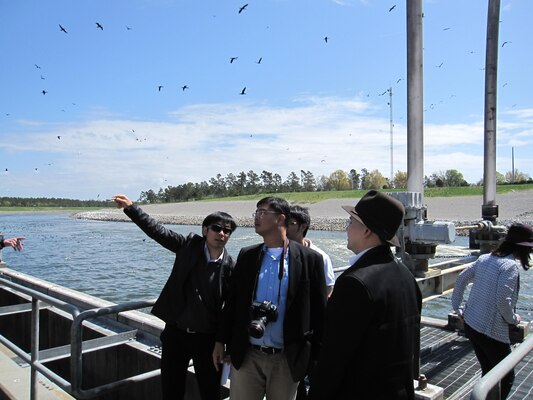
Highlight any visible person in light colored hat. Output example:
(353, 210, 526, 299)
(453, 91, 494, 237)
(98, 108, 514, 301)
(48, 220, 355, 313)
(310, 190, 422, 400)
(452, 222, 533, 399)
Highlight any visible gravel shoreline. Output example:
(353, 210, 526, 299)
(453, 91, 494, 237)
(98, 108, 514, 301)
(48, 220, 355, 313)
(72, 190, 533, 233)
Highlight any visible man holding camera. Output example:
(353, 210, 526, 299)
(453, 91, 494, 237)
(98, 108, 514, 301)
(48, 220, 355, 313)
(213, 196, 327, 400)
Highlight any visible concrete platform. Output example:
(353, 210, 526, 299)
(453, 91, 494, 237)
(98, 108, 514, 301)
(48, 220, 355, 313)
(0, 343, 74, 400)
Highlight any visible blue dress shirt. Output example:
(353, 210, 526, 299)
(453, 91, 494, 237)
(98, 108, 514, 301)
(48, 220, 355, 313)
(249, 246, 289, 349)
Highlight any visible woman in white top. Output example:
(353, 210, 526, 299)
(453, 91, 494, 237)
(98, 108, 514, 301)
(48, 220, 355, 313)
(452, 223, 533, 399)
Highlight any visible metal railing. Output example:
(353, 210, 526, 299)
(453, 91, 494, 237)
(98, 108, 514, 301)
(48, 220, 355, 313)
(470, 332, 533, 400)
(0, 276, 158, 399)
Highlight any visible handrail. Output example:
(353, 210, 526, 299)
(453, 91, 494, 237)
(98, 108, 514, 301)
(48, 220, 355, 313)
(0, 275, 158, 399)
(470, 332, 533, 400)
(70, 299, 159, 399)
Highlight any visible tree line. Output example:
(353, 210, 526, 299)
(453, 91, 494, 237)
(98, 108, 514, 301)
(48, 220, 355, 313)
(1, 168, 529, 207)
(0, 197, 112, 208)
(139, 168, 531, 203)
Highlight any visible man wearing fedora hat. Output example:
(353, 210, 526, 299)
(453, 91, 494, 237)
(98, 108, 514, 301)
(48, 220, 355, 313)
(310, 190, 422, 400)
(452, 223, 533, 399)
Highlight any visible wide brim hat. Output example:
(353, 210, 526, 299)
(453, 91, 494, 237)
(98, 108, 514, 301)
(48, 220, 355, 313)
(503, 223, 533, 247)
(342, 190, 404, 247)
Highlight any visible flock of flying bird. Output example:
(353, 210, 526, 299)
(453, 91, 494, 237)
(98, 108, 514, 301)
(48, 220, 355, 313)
(2, 2, 517, 187)
(43, 3, 403, 98)
(14, 1, 434, 108)
(1, 2, 410, 183)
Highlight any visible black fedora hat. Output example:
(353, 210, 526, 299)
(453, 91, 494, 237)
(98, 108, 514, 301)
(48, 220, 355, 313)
(504, 223, 533, 247)
(342, 190, 405, 247)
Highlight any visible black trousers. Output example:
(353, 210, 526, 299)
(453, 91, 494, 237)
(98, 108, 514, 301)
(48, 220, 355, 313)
(160, 324, 221, 400)
(464, 323, 514, 399)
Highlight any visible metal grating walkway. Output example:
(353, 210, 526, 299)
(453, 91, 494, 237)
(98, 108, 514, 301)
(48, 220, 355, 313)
(419, 326, 533, 399)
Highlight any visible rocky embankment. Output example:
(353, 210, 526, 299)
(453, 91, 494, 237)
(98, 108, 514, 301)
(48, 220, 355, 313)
(73, 191, 533, 233)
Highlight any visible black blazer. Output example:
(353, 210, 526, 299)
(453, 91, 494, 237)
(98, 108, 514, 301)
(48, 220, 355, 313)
(124, 205, 234, 323)
(310, 245, 422, 400)
(216, 240, 327, 382)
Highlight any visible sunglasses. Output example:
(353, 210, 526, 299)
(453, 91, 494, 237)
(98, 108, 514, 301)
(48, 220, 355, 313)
(209, 224, 233, 235)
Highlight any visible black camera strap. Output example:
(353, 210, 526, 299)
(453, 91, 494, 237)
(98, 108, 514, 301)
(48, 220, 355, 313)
(252, 239, 289, 306)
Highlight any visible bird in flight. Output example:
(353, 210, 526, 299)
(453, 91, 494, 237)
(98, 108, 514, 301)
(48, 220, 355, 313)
(257, 57, 262, 64)
(126, 26, 132, 30)
(436, 62, 443, 68)
(96, 22, 103, 30)
(324, 36, 328, 43)
(158, 85, 163, 92)
(501, 41, 511, 47)
(35, 64, 41, 69)
(240, 87, 247, 95)
(41, 75, 45, 80)
(230, 57, 238, 63)
(181, 85, 189, 91)
(59, 24, 68, 34)
(57, 136, 61, 140)
(389, 5, 396, 12)
(42, 90, 48, 95)
(238, 4, 248, 14)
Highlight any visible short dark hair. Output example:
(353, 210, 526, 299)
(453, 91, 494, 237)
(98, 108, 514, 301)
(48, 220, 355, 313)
(289, 205, 311, 237)
(256, 197, 290, 227)
(492, 241, 531, 270)
(202, 211, 237, 233)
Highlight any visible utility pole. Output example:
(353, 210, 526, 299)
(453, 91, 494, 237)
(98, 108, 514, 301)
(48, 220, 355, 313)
(512, 147, 515, 183)
(389, 86, 394, 185)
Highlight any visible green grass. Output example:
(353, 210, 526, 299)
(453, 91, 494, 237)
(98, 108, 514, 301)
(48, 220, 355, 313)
(1, 184, 531, 211)
(202, 183, 533, 204)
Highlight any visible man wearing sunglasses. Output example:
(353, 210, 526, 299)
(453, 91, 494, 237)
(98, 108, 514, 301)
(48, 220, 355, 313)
(113, 194, 236, 400)
(213, 196, 327, 400)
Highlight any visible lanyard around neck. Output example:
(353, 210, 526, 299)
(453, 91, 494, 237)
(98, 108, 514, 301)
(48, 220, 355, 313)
(253, 239, 289, 305)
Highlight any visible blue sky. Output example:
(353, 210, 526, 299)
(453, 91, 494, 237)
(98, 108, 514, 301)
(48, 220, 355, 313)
(1, 0, 532, 200)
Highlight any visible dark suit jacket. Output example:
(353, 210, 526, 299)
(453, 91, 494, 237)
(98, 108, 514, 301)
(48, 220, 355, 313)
(124, 205, 234, 324)
(216, 240, 327, 382)
(310, 245, 422, 400)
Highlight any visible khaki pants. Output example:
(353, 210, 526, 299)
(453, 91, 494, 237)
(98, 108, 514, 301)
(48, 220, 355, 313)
(230, 348, 298, 400)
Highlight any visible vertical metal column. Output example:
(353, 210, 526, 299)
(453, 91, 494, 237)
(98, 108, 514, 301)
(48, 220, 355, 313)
(406, 0, 424, 197)
(389, 87, 394, 185)
(483, 0, 500, 214)
(30, 298, 40, 400)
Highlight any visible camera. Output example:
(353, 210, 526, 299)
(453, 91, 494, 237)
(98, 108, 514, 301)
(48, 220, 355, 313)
(248, 300, 278, 338)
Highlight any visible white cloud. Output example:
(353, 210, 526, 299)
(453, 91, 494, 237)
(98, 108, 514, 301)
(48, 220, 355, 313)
(1, 96, 532, 199)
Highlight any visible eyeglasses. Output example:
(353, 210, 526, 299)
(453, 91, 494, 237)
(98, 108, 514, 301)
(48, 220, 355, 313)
(252, 210, 280, 218)
(345, 218, 353, 229)
(209, 224, 233, 235)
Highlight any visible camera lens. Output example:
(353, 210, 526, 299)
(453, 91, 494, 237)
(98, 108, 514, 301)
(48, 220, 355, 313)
(248, 318, 267, 338)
